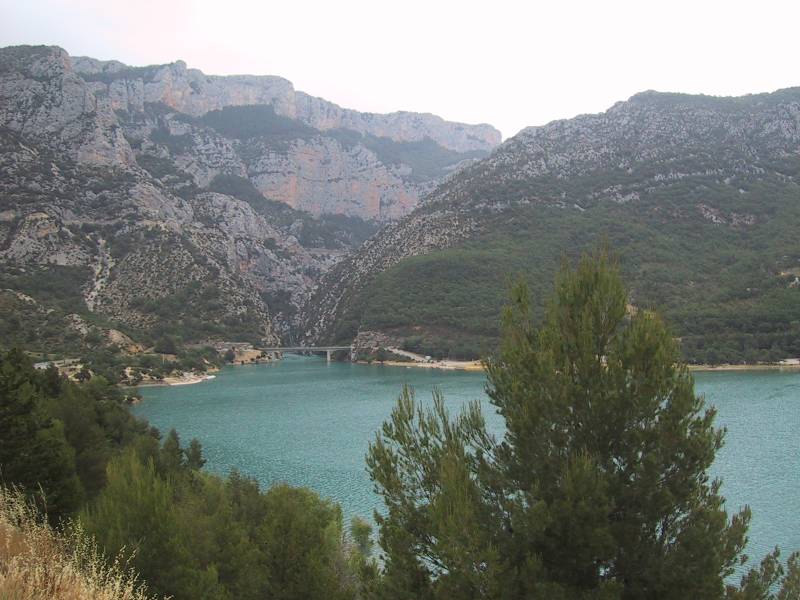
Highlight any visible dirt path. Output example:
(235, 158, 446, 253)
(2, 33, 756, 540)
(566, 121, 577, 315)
(84, 237, 112, 312)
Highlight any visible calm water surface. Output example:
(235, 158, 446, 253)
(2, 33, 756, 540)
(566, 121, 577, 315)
(134, 357, 800, 566)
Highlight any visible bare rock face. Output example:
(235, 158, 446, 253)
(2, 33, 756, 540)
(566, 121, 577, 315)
(66, 50, 500, 221)
(0, 46, 333, 345)
(72, 55, 500, 153)
(439, 89, 800, 204)
(74, 56, 296, 120)
(0, 46, 134, 167)
(0, 43, 502, 348)
(247, 137, 418, 220)
(0, 211, 92, 266)
(292, 92, 500, 152)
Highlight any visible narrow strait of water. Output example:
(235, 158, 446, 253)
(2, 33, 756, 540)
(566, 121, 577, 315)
(134, 356, 800, 566)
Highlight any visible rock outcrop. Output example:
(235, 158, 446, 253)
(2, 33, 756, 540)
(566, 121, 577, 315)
(0, 46, 134, 167)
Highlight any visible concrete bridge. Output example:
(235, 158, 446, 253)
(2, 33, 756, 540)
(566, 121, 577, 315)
(256, 346, 355, 362)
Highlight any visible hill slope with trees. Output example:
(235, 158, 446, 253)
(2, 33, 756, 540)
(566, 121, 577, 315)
(305, 88, 800, 363)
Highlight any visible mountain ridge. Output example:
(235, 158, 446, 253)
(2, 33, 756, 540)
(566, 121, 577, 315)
(303, 86, 800, 363)
(69, 50, 501, 152)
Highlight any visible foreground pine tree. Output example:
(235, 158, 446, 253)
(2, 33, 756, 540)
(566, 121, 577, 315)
(367, 249, 798, 599)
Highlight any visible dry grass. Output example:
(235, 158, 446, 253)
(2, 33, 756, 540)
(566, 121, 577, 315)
(0, 487, 158, 600)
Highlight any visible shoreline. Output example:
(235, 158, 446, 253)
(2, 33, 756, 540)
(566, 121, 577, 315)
(137, 373, 217, 387)
(361, 360, 800, 374)
(133, 359, 800, 386)
(689, 363, 800, 372)
(358, 359, 484, 372)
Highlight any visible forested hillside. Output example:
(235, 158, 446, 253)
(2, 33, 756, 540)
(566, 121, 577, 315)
(306, 88, 800, 363)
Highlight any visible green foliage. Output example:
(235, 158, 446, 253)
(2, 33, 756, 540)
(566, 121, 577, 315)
(356, 250, 508, 358)
(345, 175, 800, 362)
(208, 173, 271, 207)
(0, 350, 151, 521)
(77, 344, 222, 386)
(198, 105, 317, 142)
(0, 266, 102, 355)
(366, 250, 797, 598)
(0, 350, 83, 521)
(153, 335, 178, 355)
(186, 438, 207, 470)
(83, 441, 363, 600)
(728, 548, 800, 599)
(84, 449, 228, 599)
(0, 265, 90, 313)
(259, 485, 354, 600)
(150, 125, 194, 154)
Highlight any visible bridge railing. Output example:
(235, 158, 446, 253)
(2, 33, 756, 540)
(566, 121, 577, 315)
(255, 346, 355, 362)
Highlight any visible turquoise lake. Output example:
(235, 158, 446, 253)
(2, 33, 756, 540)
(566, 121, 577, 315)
(134, 356, 800, 569)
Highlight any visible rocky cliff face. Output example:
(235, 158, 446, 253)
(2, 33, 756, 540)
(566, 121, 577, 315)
(303, 88, 800, 360)
(0, 44, 501, 350)
(0, 46, 134, 167)
(71, 55, 500, 152)
(431, 89, 800, 206)
(68, 53, 500, 222)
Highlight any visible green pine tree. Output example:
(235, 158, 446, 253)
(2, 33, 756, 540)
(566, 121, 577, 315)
(366, 249, 796, 599)
(186, 438, 207, 470)
(83, 449, 228, 600)
(160, 428, 185, 473)
(259, 484, 355, 600)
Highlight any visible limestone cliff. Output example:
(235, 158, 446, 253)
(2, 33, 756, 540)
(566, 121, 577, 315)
(0, 46, 134, 167)
(71, 55, 500, 152)
(68, 52, 500, 221)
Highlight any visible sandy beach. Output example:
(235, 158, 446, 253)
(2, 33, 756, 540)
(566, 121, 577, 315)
(358, 347, 485, 371)
(167, 373, 217, 385)
(689, 363, 800, 372)
(368, 348, 800, 374)
(371, 359, 484, 372)
(137, 372, 217, 387)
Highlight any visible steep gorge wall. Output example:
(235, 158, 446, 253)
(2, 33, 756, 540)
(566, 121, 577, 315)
(71, 55, 500, 153)
(67, 53, 500, 222)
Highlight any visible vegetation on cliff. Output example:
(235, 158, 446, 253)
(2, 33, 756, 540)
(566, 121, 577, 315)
(311, 89, 800, 365)
(345, 187, 800, 362)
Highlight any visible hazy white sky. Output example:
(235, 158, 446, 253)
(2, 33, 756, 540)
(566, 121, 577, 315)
(2, 0, 798, 138)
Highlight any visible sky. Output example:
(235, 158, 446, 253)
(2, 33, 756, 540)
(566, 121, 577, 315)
(2, 0, 798, 139)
